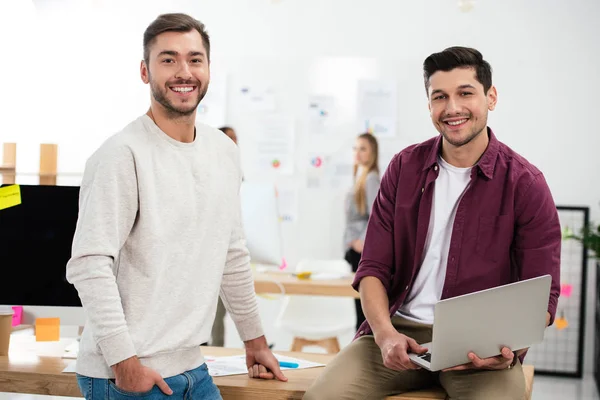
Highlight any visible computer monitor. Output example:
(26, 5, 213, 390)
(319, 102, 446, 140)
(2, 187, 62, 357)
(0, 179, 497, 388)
(0, 184, 85, 326)
(239, 182, 284, 267)
(0, 182, 284, 325)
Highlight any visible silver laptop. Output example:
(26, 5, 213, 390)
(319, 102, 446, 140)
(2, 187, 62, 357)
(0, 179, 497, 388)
(408, 275, 551, 371)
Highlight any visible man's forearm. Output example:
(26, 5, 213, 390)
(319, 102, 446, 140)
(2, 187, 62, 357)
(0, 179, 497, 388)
(244, 335, 268, 349)
(359, 276, 395, 337)
(111, 355, 139, 374)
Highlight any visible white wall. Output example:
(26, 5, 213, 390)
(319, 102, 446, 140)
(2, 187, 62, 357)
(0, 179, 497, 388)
(1, 0, 598, 373)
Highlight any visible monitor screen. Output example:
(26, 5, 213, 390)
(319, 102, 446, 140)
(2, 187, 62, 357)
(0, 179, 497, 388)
(0, 184, 82, 307)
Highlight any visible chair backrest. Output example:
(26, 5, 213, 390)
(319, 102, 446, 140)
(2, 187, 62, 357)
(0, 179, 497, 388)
(276, 259, 356, 328)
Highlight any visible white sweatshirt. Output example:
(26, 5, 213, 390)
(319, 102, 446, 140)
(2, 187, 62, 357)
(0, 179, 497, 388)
(66, 115, 263, 379)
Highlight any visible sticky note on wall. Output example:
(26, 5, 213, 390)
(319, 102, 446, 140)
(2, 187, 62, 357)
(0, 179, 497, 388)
(555, 317, 569, 330)
(0, 185, 21, 210)
(560, 284, 573, 298)
(35, 318, 60, 342)
(11, 306, 22, 327)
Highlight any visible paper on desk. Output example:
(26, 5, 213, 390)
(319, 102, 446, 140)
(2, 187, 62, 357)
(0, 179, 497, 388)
(308, 272, 352, 281)
(62, 360, 77, 373)
(9, 334, 77, 357)
(205, 354, 325, 377)
(62, 340, 79, 359)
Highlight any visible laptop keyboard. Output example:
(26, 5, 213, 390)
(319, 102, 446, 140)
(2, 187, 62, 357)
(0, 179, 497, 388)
(418, 352, 432, 363)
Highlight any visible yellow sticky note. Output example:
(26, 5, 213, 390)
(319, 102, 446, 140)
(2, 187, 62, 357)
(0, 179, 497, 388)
(35, 318, 60, 342)
(0, 185, 21, 210)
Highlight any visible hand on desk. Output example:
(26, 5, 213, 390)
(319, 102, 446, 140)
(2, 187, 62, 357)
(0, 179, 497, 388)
(442, 347, 526, 371)
(111, 356, 173, 394)
(245, 335, 288, 382)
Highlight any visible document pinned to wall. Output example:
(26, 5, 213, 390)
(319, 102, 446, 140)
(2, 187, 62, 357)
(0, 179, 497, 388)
(196, 71, 228, 129)
(248, 114, 296, 175)
(308, 153, 325, 170)
(236, 83, 276, 112)
(323, 142, 354, 189)
(326, 161, 353, 189)
(307, 95, 335, 136)
(305, 153, 327, 189)
(357, 80, 398, 138)
(276, 184, 298, 223)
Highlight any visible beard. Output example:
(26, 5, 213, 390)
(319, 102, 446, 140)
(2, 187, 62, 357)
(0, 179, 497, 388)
(149, 74, 208, 118)
(440, 113, 487, 148)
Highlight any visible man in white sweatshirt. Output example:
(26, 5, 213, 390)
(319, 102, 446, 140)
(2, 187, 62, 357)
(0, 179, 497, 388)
(66, 13, 286, 399)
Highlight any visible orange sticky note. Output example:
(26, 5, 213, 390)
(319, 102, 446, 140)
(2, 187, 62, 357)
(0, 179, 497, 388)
(555, 317, 569, 331)
(35, 318, 60, 342)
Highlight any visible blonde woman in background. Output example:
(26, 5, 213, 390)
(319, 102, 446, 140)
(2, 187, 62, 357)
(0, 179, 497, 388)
(343, 132, 380, 332)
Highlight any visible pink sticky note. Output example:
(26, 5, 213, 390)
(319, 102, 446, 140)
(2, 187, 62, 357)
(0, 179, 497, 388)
(11, 306, 23, 327)
(560, 284, 573, 298)
(279, 257, 287, 271)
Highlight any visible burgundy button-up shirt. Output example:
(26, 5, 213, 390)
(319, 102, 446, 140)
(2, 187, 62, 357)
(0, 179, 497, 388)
(352, 128, 561, 340)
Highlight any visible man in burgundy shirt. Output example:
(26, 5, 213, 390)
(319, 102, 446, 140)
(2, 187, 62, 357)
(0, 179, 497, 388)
(304, 47, 560, 400)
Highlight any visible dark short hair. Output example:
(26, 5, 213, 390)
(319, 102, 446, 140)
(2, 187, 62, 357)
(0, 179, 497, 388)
(423, 46, 492, 95)
(143, 13, 210, 65)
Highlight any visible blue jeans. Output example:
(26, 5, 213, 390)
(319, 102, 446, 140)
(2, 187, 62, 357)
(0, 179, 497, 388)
(76, 363, 222, 399)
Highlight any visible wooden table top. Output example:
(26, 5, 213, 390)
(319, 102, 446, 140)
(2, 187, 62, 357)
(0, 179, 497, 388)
(253, 271, 359, 298)
(0, 345, 445, 399)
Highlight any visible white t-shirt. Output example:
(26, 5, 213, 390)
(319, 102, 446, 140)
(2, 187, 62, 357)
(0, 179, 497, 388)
(396, 156, 472, 324)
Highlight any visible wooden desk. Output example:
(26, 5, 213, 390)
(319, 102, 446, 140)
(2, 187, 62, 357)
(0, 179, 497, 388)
(0, 345, 534, 399)
(253, 272, 359, 298)
(0, 345, 444, 399)
(208, 347, 447, 399)
(0, 353, 79, 397)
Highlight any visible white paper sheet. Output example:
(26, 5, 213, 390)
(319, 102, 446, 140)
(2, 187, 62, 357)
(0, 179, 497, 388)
(196, 70, 228, 129)
(246, 114, 296, 175)
(357, 80, 398, 138)
(62, 360, 77, 373)
(205, 354, 325, 377)
(236, 83, 276, 112)
(307, 95, 335, 136)
(308, 272, 352, 281)
(62, 340, 79, 359)
(276, 184, 298, 223)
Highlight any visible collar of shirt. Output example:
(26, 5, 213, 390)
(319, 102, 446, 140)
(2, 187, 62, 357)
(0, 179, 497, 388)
(421, 127, 500, 180)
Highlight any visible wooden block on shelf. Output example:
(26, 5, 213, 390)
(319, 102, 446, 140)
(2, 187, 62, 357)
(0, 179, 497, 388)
(39, 144, 58, 186)
(2, 143, 16, 184)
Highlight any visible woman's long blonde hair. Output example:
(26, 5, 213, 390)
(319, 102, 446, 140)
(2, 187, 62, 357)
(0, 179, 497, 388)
(353, 133, 379, 215)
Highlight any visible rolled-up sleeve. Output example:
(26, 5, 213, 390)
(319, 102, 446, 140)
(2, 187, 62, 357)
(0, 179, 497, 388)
(352, 155, 400, 294)
(512, 173, 561, 326)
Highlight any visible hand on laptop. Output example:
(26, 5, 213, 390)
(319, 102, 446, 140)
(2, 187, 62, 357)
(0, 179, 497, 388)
(443, 347, 526, 371)
(375, 329, 428, 371)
